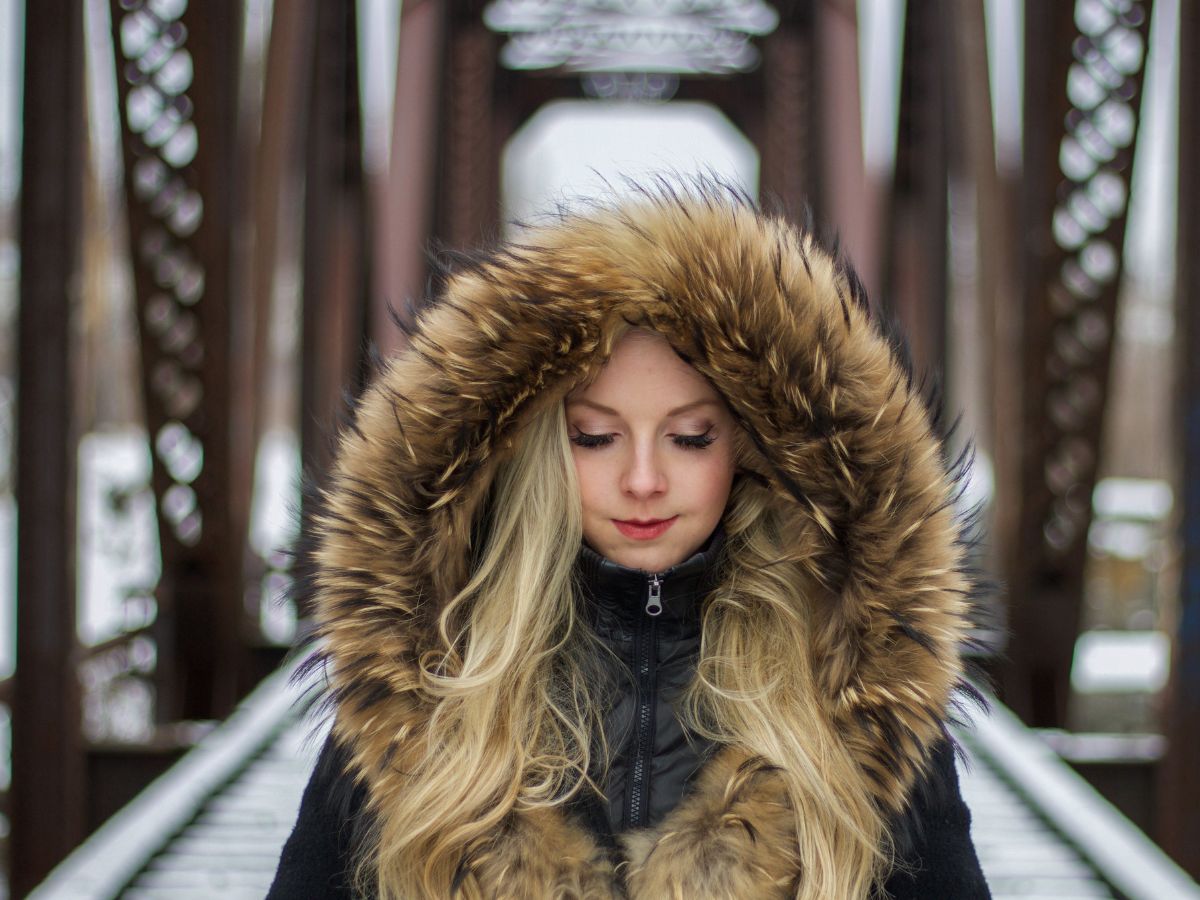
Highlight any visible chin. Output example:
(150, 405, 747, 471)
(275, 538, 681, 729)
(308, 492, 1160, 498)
(614, 550, 675, 573)
(605, 538, 696, 573)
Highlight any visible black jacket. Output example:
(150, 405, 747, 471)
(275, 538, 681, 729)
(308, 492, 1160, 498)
(269, 533, 990, 899)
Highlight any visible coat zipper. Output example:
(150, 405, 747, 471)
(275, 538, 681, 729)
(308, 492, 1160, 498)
(645, 574, 663, 617)
(625, 574, 661, 829)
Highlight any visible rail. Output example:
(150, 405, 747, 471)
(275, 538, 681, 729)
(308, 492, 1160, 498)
(26, 657, 314, 900)
(965, 696, 1200, 900)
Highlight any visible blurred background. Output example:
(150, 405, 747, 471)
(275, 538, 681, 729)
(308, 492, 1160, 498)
(3, 0, 1200, 895)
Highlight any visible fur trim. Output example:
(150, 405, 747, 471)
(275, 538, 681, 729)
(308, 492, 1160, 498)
(461, 808, 617, 900)
(448, 750, 799, 900)
(622, 748, 799, 900)
(301, 185, 974, 898)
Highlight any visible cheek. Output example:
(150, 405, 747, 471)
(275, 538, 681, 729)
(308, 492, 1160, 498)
(683, 448, 737, 516)
(570, 450, 609, 519)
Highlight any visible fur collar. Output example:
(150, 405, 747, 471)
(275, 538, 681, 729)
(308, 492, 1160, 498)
(301, 189, 975, 898)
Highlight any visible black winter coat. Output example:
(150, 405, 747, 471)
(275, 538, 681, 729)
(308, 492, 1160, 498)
(269, 534, 990, 900)
(288, 189, 992, 900)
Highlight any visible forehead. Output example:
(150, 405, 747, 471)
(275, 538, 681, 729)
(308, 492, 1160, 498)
(569, 330, 721, 412)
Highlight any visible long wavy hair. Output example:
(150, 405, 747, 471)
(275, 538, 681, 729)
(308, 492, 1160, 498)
(359, 381, 890, 900)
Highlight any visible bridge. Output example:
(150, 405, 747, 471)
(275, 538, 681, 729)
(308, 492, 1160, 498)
(25, 660, 1200, 900)
(7, 0, 1200, 894)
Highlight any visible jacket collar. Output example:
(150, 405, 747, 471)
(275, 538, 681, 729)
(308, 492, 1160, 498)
(576, 527, 726, 640)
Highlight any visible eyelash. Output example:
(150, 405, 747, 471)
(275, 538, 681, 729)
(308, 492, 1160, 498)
(568, 428, 716, 450)
(674, 428, 717, 450)
(569, 431, 615, 449)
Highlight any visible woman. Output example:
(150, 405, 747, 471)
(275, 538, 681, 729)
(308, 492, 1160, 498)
(268, 187, 991, 900)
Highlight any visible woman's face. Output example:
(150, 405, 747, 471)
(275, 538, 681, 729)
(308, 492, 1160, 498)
(566, 331, 737, 573)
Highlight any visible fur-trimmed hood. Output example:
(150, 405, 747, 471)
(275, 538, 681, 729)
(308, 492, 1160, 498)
(303, 188, 975, 899)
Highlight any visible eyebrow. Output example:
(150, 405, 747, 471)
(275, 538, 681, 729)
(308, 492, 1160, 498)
(567, 398, 721, 417)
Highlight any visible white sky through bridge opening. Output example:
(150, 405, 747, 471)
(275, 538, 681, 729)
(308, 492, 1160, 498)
(501, 99, 759, 231)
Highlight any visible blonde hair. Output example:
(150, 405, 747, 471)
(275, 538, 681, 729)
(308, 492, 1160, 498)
(362, 395, 889, 900)
(682, 468, 891, 900)
(362, 400, 602, 898)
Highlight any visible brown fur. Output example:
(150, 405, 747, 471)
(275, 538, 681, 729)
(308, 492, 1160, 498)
(306, 189, 974, 899)
(458, 808, 617, 900)
(621, 748, 800, 900)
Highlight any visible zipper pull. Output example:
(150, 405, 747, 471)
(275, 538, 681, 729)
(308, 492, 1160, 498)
(645, 575, 663, 617)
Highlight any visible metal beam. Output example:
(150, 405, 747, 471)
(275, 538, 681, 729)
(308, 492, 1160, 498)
(970, 16, 1023, 636)
(441, 17, 498, 250)
(947, 0, 1023, 619)
(300, 0, 369, 483)
(12, 0, 88, 891)
(248, 0, 314, 434)
(884, 0, 951, 376)
(1161, 0, 1200, 875)
(759, 20, 815, 222)
(815, 0, 878, 296)
(1003, 0, 1154, 727)
(108, 0, 248, 722)
(372, 0, 445, 357)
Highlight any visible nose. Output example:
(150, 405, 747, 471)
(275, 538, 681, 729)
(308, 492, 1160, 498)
(622, 438, 667, 500)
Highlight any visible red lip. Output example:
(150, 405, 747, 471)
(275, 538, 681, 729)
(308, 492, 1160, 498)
(613, 516, 678, 540)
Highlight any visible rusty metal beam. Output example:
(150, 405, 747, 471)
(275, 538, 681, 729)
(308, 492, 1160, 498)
(441, 19, 498, 249)
(884, 0, 951, 377)
(1002, 0, 1076, 728)
(958, 0, 1024, 627)
(815, 0, 878, 296)
(1160, 0, 1200, 875)
(109, 0, 248, 722)
(12, 0, 88, 890)
(249, 0, 313, 435)
(1003, 0, 1154, 727)
(299, 0, 369, 483)
(759, 15, 815, 222)
(373, 0, 445, 357)
(947, 0, 1023, 604)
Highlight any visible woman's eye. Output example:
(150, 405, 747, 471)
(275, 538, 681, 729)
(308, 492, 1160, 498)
(672, 428, 716, 450)
(569, 431, 615, 449)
